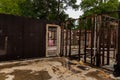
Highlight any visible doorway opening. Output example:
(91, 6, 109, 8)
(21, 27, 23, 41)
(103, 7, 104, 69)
(46, 24, 61, 57)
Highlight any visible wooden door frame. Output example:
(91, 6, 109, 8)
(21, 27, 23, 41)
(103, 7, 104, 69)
(46, 24, 61, 57)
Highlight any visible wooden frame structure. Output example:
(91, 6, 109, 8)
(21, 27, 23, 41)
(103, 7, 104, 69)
(61, 14, 118, 67)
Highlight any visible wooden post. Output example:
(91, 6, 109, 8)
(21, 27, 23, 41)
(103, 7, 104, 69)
(106, 17, 110, 65)
(117, 10, 120, 71)
(78, 19, 82, 61)
(107, 28, 110, 65)
(102, 15, 105, 65)
(113, 11, 120, 77)
(91, 16, 94, 64)
(60, 23, 64, 56)
(96, 15, 101, 67)
(69, 25, 72, 58)
(65, 22, 68, 57)
(93, 15, 97, 65)
(84, 18, 87, 63)
(99, 15, 102, 66)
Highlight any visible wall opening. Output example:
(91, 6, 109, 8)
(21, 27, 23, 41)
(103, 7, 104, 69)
(46, 24, 61, 57)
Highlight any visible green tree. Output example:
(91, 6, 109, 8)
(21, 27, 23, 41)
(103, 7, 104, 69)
(0, 0, 79, 22)
(0, 0, 25, 15)
(80, 0, 119, 16)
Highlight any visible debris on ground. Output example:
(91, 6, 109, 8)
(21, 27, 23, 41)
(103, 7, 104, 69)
(0, 57, 119, 80)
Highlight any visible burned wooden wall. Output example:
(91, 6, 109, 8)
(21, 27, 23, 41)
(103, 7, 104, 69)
(0, 13, 59, 60)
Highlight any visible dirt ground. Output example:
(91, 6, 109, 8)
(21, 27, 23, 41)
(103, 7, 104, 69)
(0, 57, 119, 80)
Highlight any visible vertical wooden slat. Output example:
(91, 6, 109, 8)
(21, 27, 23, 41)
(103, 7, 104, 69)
(84, 18, 87, 63)
(96, 15, 101, 67)
(69, 27, 71, 58)
(102, 15, 105, 65)
(107, 22, 110, 65)
(65, 22, 68, 57)
(91, 16, 94, 64)
(78, 19, 82, 61)
(93, 15, 97, 65)
(98, 15, 102, 66)
(116, 11, 120, 63)
(60, 23, 64, 56)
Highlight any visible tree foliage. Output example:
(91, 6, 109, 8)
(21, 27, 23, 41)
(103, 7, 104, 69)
(0, 0, 79, 22)
(80, 0, 119, 16)
(0, 0, 25, 15)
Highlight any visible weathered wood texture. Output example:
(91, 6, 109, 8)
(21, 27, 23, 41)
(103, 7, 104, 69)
(0, 14, 59, 60)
